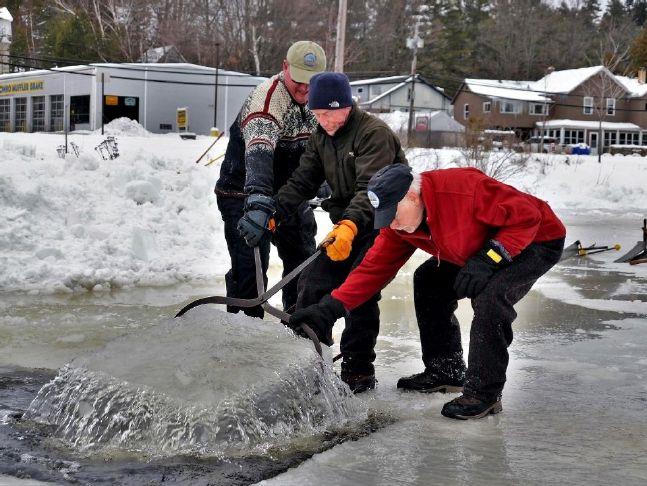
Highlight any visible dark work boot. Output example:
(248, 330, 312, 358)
(441, 394, 502, 420)
(340, 369, 376, 394)
(397, 369, 463, 393)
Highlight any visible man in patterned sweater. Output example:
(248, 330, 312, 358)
(215, 41, 326, 317)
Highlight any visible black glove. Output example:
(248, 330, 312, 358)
(454, 240, 511, 299)
(237, 194, 276, 247)
(288, 295, 346, 347)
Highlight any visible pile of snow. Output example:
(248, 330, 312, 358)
(0, 131, 228, 293)
(404, 149, 647, 213)
(376, 111, 409, 134)
(1, 129, 646, 294)
(98, 117, 151, 137)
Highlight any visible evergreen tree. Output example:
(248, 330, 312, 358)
(603, 0, 628, 24)
(629, 25, 647, 69)
(630, 0, 647, 25)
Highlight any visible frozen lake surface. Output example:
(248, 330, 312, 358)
(1, 211, 647, 485)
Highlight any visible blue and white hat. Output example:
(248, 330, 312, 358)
(367, 164, 413, 229)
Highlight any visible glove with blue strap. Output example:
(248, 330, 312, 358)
(454, 240, 512, 299)
(237, 194, 276, 247)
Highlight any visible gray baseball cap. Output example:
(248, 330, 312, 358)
(286, 41, 326, 83)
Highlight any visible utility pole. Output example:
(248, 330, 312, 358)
(214, 42, 220, 131)
(101, 72, 105, 135)
(334, 0, 347, 72)
(406, 16, 422, 144)
(539, 66, 554, 155)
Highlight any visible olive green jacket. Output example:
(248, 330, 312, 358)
(276, 105, 408, 234)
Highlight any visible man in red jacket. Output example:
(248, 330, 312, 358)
(289, 164, 565, 420)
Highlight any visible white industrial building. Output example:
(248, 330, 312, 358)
(0, 63, 265, 135)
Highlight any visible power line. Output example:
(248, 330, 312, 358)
(6, 51, 646, 103)
(1, 57, 646, 115)
(9, 52, 402, 80)
(0, 59, 262, 88)
(7, 53, 262, 78)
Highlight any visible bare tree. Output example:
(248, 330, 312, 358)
(456, 117, 529, 182)
(583, 24, 635, 163)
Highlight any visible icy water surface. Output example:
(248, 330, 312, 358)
(1, 211, 647, 484)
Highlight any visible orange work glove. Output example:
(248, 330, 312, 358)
(324, 219, 358, 261)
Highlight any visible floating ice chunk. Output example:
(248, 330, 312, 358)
(25, 308, 365, 456)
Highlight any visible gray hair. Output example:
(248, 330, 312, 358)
(409, 171, 421, 194)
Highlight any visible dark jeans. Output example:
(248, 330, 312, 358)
(296, 230, 380, 375)
(216, 195, 316, 318)
(413, 238, 565, 401)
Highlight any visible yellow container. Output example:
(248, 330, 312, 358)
(210, 128, 221, 137)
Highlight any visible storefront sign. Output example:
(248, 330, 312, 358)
(124, 97, 136, 107)
(0, 80, 45, 96)
(105, 95, 118, 106)
(177, 108, 188, 131)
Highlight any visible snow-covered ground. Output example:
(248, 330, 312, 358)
(2, 119, 646, 294)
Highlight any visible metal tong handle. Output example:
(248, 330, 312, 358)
(254, 246, 323, 359)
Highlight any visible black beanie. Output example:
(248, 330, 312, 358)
(308, 72, 353, 110)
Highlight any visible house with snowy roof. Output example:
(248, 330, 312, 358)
(350, 74, 452, 115)
(453, 66, 647, 153)
(139, 45, 186, 64)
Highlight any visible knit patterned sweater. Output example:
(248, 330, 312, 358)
(216, 72, 318, 197)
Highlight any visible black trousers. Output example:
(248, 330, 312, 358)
(296, 230, 380, 375)
(413, 238, 564, 401)
(216, 195, 316, 317)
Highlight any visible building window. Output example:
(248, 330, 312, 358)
(604, 131, 617, 146)
(14, 98, 27, 132)
(564, 129, 585, 144)
(529, 103, 548, 115)
(159, 123, 172, 130)
(583, 97, 593, 115)
(606, 98, 615, 116)
(50, 95, 64, 132)
(618, 132, 639, 145)
(464, 104, 469, 119)
(32, 96, 46, 132)
(483, 101, 491, 113)
(500, 101, 520, 114)
(0, 98, 10, 132)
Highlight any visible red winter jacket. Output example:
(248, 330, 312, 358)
(331, 168, 566, 310)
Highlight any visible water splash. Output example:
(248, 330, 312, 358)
(24, 308, 366, 456)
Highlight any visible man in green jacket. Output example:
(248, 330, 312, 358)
(273, 72, 407, 392)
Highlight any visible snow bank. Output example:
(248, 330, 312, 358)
(96, 117, 151, 137)
(404, 149, 647, 213)
(1, 129, 646, 294)
(0, 131, 228, 293)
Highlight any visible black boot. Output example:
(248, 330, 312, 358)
(340, 369, 376, 394)
(441, 394, 502, 420)
(397, 369, 463, 393)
